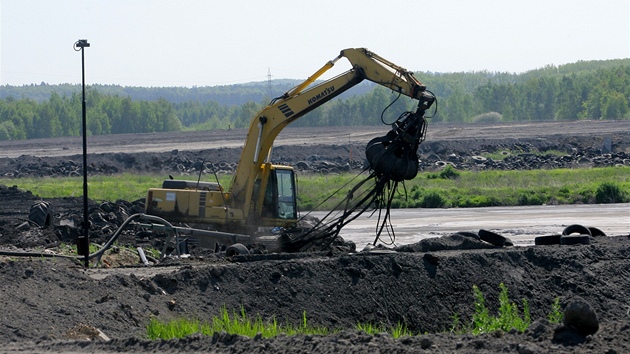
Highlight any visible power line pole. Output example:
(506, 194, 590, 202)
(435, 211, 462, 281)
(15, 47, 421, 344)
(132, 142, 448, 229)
(267, 67, 272, 100)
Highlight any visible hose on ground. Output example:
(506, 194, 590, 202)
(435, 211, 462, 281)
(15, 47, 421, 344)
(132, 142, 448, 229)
(0, 213, 174, 266)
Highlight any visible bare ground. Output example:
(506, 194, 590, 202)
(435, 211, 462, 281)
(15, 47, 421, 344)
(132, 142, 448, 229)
(0, 120, 629, 353)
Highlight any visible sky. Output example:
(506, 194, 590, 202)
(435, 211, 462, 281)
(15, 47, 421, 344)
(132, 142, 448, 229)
(1, 0, 628, 88)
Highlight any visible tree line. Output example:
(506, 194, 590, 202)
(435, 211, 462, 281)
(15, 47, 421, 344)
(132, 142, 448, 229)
(431, 64, 630, 122)
(0, 59, 627, 141)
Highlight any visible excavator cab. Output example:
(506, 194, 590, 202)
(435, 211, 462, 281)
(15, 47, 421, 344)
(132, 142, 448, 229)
(258, 165, 297, 224)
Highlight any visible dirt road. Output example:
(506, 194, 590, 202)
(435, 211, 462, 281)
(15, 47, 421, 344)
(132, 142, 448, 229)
(0, 120, 626, 158)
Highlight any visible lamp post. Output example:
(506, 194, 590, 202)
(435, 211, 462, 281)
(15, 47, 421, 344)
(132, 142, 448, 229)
(74, 39, 90, 268)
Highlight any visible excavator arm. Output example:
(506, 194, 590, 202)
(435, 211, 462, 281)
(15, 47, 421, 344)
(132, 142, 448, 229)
(228, 48, 434, 216)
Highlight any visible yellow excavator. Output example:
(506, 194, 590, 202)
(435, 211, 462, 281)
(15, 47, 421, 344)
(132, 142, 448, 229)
(143, 48, 434, 252)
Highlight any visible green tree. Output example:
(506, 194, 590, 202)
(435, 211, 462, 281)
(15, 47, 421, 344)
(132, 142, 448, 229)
(0, 121, 15, 140)
(555, 75, 583, 120)
(601, 91, 629, 119)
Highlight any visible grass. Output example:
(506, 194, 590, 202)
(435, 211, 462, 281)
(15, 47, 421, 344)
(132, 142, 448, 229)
(0, 173, 232, 203)
(547, 297, 564, 324)
(356, 322, 412, 338)
(57, 242, 101, 256)
(451, 283, 563, 335)
(146, 306, 409, 341)
(146, 284, 565, 341)
(1, 166, 627, 210)
(392, 166, 630, 209)
(480, 149, 568, 161)
(470, 283, 531, 334)
(146, 307, 330, 340)
(299, 166, 630, 210)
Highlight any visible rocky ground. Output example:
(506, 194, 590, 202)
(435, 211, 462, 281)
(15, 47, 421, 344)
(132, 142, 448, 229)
(0, 120, 628, 353)
(1, 120, 628, 178)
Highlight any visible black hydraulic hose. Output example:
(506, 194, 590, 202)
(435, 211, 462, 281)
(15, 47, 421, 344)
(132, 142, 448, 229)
(297, 172, 376, 236)
(296, 175, 385, 251)
(299, 167, 371, 223)
(0, 249, 77, 259)
(380, 91, 402, 125)
(373, 180, 399, 246)
(423, 89, 438, 118)
(0, 213, 174, 265)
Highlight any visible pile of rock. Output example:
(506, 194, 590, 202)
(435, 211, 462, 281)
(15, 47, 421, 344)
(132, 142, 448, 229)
(420, 150, 630, 172)
(1, 142, 628, 179)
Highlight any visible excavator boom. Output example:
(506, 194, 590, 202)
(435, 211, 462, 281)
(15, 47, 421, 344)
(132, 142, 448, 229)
(229, 48, 433, 215)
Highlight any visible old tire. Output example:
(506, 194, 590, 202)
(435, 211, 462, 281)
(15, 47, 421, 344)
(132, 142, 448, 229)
(479, 229, 507, 247)
(226, 243, 250, 257)
(560, 234, 592, 245)
(28, 201, 53, 228)
(587, 226, 607, 237)
(562, 224, 592, 236)
(534, 234, 562, 245)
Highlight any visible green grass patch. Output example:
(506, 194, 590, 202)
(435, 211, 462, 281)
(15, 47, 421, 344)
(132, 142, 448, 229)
(595, 181, 629, 203)
(392, 167, 630, 209)
(147, 306, 412, 341)
(1, 167, 628, 210)
(480, 149, 568, 161)
(146, 307, 330, 340)
(547, 297, 564, 324)
(0, 174, 232, 203)
(426, 165, 461, 179)
(451, 284, 565, 335)
(57, 242, 100, 256)
(356, 322, 412, 338)
(148, 286, 565, 341)
(471, 283, 531, 334)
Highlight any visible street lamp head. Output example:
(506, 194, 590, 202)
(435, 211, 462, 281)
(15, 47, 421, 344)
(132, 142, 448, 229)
(74, 39, 90, 50)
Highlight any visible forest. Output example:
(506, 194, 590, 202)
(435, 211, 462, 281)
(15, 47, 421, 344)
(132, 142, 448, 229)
(0, 58, 627, 141)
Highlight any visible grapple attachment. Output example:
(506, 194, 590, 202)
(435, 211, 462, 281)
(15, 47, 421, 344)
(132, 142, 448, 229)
(365, 108, 427, 181)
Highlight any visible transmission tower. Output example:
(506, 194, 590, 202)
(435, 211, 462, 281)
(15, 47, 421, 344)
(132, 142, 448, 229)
(267, 67, 272, 101)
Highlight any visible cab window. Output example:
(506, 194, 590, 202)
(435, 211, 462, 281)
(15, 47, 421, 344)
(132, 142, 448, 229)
(275, 169, 296, 219)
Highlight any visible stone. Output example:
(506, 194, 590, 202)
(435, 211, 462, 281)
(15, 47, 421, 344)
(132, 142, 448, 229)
(563, 298, 599, 336)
